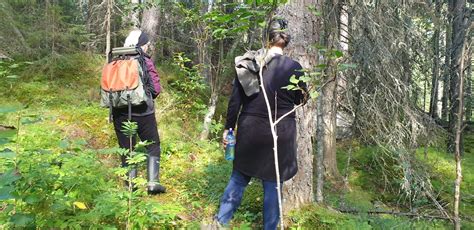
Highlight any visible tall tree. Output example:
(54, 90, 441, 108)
(277, 0, 320, 211)
(442, 0, 454, 121)
(141, 2, 160, 57)
(429, 0, 441, 118)
(448, 0, 467, 154)
(465, 34, 472, 121)
(105, 0, 113, 60)
(320, 0, 341, 181)
(128, 0, 141, 29)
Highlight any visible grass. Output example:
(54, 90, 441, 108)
(1, 53, 473, 228)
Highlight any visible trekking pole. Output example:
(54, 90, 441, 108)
(108, 88, 113, 123)
(126, 87, 133, 185)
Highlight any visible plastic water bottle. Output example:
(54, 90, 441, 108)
(225, 129, 236, 161)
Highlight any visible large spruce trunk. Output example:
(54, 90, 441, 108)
(277, 0, 320, 213)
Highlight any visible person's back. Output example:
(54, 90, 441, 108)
(239, 54, 304, 119)
(217, 18, 307, 230)
(110, 29, 166, 195)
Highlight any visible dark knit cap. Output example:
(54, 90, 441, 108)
(137, 32, 149, 47)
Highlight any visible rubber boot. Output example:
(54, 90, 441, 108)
(125, 168, 138, 191)
(147, 156, 166, 194)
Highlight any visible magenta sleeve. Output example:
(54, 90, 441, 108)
(145, 57, 161, 98)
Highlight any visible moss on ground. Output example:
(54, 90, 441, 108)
(1, 54, 473, 228)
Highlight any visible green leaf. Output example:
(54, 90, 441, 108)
(299, 76, 311, 82)
(333, 50, 343, 58)
(0, 149, 16, 158)
(282, 85, 296, 90)
(10, 213, 35, 227)
(0, 106, 21, 114)
(97, 147, 126, 155)
(134, 140, 153, 153)
(20, 116, 42, 124)
(9, 64, 19, 69)
(0, 129, 16, 139)
(310, 72, 322, 77)
(0, 138, 10, 145)
(126, 153, 147, 165)
(310, 91, 319, 99)
(0, 170, 20, 186)
(316, 64, 327, 69)
(121, 121, 138, 137)
(6, 75, 19, 79)
(0, 186, 15, 200)
(289, 75, 299, 84)
(339, 63, 358, 70)
(24, 194, 41, 204)
(59, 140, 69, 149)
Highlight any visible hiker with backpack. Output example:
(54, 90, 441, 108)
(101, 30, 166, 194)
(215, 19, 307, 229)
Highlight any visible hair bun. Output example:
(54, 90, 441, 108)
(268, 18, 290, 47)
(270, 18, 288, 32)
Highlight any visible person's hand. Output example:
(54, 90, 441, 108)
(222, 129, 229, 149)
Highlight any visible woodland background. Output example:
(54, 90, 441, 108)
(0, 0, 473, 229)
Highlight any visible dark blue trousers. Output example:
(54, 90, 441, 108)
(217, 170, 282, 230)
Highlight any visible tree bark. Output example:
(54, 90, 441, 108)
(198, 2, 218, 141)
(448, 0, 467, 154)
(321, 0, 341, 180)
(442, 0, 454, 121)
(200, 91, 218, 140)
(277, 0, 320, 212)
(127, 0, 140, 30)
(453, 25, 466, 230)
(105, 0, 112, 62)
(316, 95, 324, 202)
(429, 0, 441, 118)
(141, 3, 160, 58)
(465, 36, 472, 121)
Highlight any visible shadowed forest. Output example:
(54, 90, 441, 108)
(0, 0, 473, 229)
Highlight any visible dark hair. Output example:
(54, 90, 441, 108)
(268, 18, 290, 48)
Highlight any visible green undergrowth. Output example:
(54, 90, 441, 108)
(324, 138, 474, 229)
(0, 54, 260, 228)
(1, 54, 473, 228)
(288, 204, 447, 230)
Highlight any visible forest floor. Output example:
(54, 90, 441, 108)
(0, 54, 473, 229)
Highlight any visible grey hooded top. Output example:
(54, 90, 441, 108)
(234, 49, 278, 97)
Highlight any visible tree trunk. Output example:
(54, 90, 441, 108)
(105, 0, 112, 62)
(448, 0, 467, 154)
(0, 2, 32, 54)
(465, 36, 472, 121)
(141, 3, 160, 57)
(321, 0, 341, 181)
(277, 0, 320, 213)
(442, 0, 454, 121)
(126, 0, 140, 30)
(315, 95, 324, 202)
(200, 92, 218, 140)
(453, 24, 466, 230)
(429, 0, 441, 118)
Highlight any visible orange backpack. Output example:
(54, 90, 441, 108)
(100, 47, 148, 121)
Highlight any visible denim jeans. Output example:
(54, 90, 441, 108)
(217, 170, 282, 230)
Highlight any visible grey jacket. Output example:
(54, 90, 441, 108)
(234, 49, 277, 96)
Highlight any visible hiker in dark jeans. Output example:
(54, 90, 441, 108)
(112, 30, 166, 194)
(217, 18, 306, 229)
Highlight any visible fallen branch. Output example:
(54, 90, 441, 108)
(337, 209, 453, 221)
